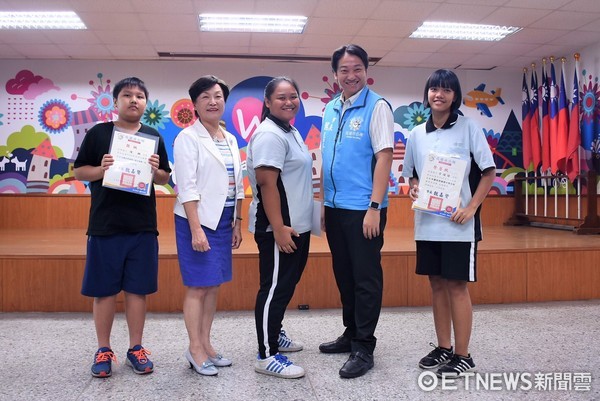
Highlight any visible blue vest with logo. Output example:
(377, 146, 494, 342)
(321, 87, 390, 210)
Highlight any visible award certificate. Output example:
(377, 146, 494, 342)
(412, 152, 467, 218)
(102, 129, 158, 196)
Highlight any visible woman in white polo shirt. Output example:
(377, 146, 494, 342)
(402, 69, 495, 378)
(247, 76, 313, 379)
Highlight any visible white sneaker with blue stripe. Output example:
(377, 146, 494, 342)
(255, 353, 305, 379)
(278, 329, 304, 352)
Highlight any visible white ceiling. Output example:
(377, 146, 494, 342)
(0, 0, 599, 71)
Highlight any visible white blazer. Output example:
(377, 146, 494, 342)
(173, 119, 244, 230)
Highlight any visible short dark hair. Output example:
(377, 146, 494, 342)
(112, 77, 148, 99)
(188, 75, 230, 118)
(261, 76, 300, 122)
(423, 69, 463, 113)
(331, 44, 369, 72)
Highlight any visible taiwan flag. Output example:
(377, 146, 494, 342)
(564, 56, 581, 182)
(521, 71, 532, 170)
(529, 69, 542, 170)
(541, 61, 551, 172)
(555, 61, 569, 174)
(548, 59, 559, 174)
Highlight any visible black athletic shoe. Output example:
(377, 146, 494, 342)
(436, 354, 476, 377)
(418, 342, 454, 369)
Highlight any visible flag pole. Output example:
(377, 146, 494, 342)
(575, 53, 582, 220)
(550, 55, 559, 219)
(542, 57, 548, 217)
(561, 56, 569, 219)
(523, 66, 529, 215)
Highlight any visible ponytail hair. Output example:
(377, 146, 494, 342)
(260, 76, 300, 121)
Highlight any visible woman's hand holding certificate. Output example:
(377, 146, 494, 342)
(411, 152, 467, 219)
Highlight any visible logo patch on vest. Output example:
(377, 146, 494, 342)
(349, 117, 362, 131)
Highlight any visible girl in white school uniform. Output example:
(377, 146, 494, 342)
(402, 69, 496, 377)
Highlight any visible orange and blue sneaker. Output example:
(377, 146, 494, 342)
(91, 347, 117, 378)
(126, 345, 154, 374)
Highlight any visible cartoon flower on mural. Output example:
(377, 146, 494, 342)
(143, 99, 169, 130)
(320, 76, 342, 104)
(580, 76, 598, 121)
(88, 83, 115, 121)
(38, 99, 72, 134)
(170, 99, 196, 128)
(393, 101, 430, 131)
(580, 70, 600, 171)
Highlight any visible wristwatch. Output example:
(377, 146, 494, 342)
(369, 201, 381, 210)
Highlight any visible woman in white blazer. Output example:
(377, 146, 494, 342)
(173, 76, 244, 376)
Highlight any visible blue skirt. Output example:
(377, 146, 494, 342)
(175, 207, 234, 287)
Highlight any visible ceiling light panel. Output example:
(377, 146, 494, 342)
(410, 21, 521, 41)
(0, 11, 86, 29)
(199, 14, 307, 34)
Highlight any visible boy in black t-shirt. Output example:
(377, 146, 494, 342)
(74, 77, 171, 378)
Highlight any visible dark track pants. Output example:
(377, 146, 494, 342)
(254, 231, 310, 358)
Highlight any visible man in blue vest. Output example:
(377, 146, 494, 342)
(319, 44, 394, 378)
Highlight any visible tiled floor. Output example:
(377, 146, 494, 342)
(1, 301, 599, 401)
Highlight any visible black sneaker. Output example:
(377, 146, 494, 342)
(436, 354, 475, 377)
(418, 342, 453, 369)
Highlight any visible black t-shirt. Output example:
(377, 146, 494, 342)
(74, 122, 171, 236)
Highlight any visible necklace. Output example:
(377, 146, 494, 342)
(210, 128, 224, 142)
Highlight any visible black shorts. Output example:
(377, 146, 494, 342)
(415, 240, 477, 282)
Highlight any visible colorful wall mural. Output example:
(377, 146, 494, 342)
(1, 55, 595, 198)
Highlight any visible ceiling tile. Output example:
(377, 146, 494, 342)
(0, 43, 24, 57)
(530, 11, 600, 29)
(93, 30, 150, 46)
(369, 0, 441, 21)
(13, 43, 67, 58)
(561, 0, 600, 13)
(394, 38, 449, 53)
(57, 44, 113, 59)
(299, 34, 354, 50)
(503, 0, 572, 9)
(424, 3, 497, 22)
(138, 14, 198, 31)
(312, 0, 383, 19)
(129, 0, 195, 13)
(106, 44, 157, 58)
(199, 32, 251, 47)
(249, 33, 302, 47)
(357, 20, 415, 37)
(480, 6, 552, 26)
(78, 12, 144, 30)
(254, 0, 318, 15)
(43, 30, 101, 45)
(192, 0, 256, 14)
(69, 0, 136, 12)
(145, 31, 201, 47)
(303, 17, 366, 36)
